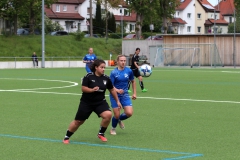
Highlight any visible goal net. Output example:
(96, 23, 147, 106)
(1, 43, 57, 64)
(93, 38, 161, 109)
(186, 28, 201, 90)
(154, 43, 223, 68)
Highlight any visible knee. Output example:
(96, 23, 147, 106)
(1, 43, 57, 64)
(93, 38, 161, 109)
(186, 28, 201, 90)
(74, 120, 84, 126)
(125, 111, 133, 117)
(101, 111, 112, 120)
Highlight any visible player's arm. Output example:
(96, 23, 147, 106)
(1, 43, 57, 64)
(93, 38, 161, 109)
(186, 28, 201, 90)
(131, 79, 137, 100)
(113, 87, 124, 94)
(83, 56, 89, 63)
(82, 86, 100, 93)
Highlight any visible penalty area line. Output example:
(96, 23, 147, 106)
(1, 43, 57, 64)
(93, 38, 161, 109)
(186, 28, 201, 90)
(0, 134, 203, 160)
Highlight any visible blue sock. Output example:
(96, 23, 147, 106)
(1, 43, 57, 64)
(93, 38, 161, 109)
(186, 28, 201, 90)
(112, 116, 119, 128)
(119, 113, 128, 121)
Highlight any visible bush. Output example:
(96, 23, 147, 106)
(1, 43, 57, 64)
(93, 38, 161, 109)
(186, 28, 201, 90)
(73, 31, 85, 41)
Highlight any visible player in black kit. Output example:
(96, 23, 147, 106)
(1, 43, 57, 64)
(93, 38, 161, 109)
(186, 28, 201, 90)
(63, 59, 121, 143)
(128, 48, 147, 92)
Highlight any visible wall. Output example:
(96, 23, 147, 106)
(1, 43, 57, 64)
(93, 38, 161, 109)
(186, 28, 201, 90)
(122, 34, 240, 67)
(0, 60, 110, 69)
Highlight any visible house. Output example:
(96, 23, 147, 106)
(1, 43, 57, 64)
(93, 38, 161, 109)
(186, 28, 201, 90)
(172, 0, 228, 34)
(215, 0, 235, 24)
(45, 0, 136, 34)
(45, 0, 86, 33)
(109, 1, 136, 33)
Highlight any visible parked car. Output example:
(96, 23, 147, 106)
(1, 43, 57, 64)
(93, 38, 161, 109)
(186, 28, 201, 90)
(50, 31, 68, 36)
(123, 34, 143, 39)
(17, 28, 29, 35)
(146, 35, 163, 40)
(84, 34, 99, 38)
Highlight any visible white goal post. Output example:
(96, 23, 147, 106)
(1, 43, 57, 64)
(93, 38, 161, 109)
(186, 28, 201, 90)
(153, 43, 223, 68)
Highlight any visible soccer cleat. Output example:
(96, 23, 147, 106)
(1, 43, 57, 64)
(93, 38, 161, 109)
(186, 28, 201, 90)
(63, 139, 70, 144)
(118, 120, 125, 129)
(98, 134, 107, 142)
(128, 90, 132, 93)
(142, 88, 148, 92)
(110, 128, 117, 135)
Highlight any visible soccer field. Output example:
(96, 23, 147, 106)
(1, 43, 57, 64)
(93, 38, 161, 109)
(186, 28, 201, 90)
(0, 67, 240, 160)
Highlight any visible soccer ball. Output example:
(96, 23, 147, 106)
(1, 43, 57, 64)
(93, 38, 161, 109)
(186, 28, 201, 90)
(139, 64, 152, 77)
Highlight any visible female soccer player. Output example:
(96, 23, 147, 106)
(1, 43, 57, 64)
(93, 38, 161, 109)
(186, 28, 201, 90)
(109, 55, 137, 135)
(63, 59, 121, 143)
(83, 48, 97, 73)
(128, 47, 147, 92)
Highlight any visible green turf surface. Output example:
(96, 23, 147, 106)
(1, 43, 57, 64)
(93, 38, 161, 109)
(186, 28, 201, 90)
(0, 67, 240, 160)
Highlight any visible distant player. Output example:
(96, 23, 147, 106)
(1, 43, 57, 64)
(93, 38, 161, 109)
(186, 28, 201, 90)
(109, 55, 137, 135)
(128, 47, 147, 92)
(83, 48, 97, 73)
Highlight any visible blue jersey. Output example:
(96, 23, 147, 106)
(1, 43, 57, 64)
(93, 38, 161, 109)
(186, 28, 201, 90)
(83, 53, 97, 68)
(110, 67, 134, 96)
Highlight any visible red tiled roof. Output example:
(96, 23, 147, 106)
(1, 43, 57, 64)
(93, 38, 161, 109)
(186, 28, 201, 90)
(171, 18, 187, 24)
(176, 0, 192, 10)
(56, 0, 85, 4)
(205, 19, 228, 26)
(216, 0, 234, 16)
(114, 12, 137, 22)
(45, 7, 84, 20)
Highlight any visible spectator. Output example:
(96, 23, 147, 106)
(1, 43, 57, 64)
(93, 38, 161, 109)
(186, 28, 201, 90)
(32, 52, 38, 68)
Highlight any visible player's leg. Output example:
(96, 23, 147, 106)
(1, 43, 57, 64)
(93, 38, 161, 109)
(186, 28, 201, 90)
(63, 101, 91, 144)
(85, 66, 91, 73)
(118, 95, 133, 129)
(136, 71, 147, 92)
(95, 101, 112, 142)
(110, 96, 121, 135)
(127, 80, 131, 93)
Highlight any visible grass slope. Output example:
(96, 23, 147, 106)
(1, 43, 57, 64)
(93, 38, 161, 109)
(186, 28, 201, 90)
(0, 35, 122, 60)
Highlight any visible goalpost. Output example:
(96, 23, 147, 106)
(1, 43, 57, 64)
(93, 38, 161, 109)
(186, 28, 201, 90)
(154, 43, 223, 68)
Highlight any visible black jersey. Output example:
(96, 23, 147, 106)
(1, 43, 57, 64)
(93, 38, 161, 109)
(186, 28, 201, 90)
(81, 72, 113, 104)
(130, 54, 139, 69)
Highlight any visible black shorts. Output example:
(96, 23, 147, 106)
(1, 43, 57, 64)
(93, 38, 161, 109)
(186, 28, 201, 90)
(132, 68, 141, 78)
(75, 100, 111, 121)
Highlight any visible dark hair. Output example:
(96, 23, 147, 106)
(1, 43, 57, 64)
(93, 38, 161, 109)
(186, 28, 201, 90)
(90, 59, 105, 72)
(136, 48, 140, 51)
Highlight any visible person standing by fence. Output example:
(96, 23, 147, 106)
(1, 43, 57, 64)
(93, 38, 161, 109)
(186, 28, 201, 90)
(32, 52, 38, 68)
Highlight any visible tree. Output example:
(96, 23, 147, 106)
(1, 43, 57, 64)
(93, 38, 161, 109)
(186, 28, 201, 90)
(0, 0, 56, 35)
(96, 0, 121, 38)
(128, 0, 157, 39)
(94, 2, 103, 34)
(157, 0, 180, 34)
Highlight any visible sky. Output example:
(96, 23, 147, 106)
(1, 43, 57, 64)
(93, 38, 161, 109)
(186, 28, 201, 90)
(208, 0, 218, 6)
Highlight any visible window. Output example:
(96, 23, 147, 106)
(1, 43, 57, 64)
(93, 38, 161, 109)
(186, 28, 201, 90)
(130, 24, 135, 32)
(187, 26, 191, 32)
(63, 5, 67, 11)
(177, 12, 179, 16)
(75, 6, 78, 11)
(187, 13, 191, 18)
(197, 13, 201, 19)
(87, 8, 90, 14)
(197, 27, 201, 33)
(229, 17, 232, 23)
(56, 5, 60, 12)
(215, 14, 217, 19)
(120, 9, 122, 14)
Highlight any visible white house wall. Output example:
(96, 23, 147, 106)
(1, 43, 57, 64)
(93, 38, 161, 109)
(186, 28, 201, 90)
(182, 0, 195, 34)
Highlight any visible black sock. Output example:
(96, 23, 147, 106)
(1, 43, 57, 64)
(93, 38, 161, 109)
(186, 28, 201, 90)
(127, 80, 131, 90)
(64, 130, 74, 140)
(98, 126, 107, 135)
(139, 81, 144, 90)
